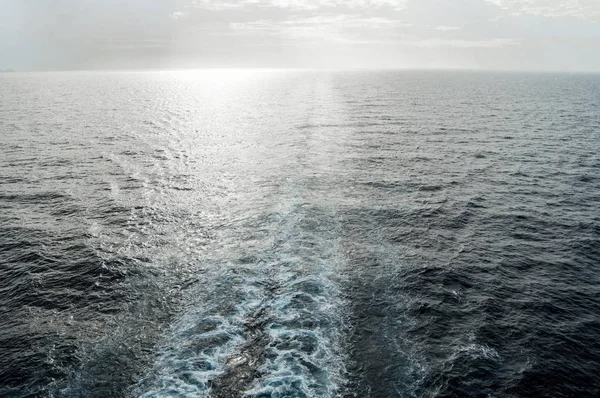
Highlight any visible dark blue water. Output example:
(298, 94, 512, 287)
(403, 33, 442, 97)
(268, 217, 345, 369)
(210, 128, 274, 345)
(1, 70, 599, 397)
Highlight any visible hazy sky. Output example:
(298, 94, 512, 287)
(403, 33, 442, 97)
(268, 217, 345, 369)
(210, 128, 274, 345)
(1, 0, 599, 71)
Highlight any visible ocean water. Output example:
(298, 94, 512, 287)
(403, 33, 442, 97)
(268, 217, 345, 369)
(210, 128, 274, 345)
(0, 70, 599, 398)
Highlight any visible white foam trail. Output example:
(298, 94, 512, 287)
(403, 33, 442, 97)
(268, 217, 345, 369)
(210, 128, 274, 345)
(242, 205, 349, 397)
(134, 261, 267, 397)
(133, 201, 350, 398)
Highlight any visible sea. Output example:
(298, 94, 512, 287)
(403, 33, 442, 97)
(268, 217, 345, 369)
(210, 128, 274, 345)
(1, 70, 599, 398)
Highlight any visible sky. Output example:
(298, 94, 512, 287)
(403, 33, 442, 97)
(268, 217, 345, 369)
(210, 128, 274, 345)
(1, 0, 599, 72)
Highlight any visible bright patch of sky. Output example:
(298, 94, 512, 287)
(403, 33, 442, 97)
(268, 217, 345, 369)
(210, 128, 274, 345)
(1, 0, 599, 71)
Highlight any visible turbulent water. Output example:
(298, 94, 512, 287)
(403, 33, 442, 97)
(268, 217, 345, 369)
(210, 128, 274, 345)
(1, 70, 599, 398)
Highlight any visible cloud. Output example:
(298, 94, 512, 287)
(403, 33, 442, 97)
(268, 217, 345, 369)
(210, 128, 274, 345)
(190, 0, 410, 11)
(171, 11, 189, 19)
(409, 37, 519, 48)
(433, 25, 462, 31)
(106, 39, 170, 50)
(229, 14, 410, 43)
(229, 14, 411, 32)
(188, 0, 241, 10)
(485, 0, 600, 20)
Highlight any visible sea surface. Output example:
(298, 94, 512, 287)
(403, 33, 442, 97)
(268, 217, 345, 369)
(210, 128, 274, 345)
(1, 70, 599, 398)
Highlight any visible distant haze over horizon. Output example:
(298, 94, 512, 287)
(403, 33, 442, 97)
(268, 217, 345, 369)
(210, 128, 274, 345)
(1, 0, 600, 72)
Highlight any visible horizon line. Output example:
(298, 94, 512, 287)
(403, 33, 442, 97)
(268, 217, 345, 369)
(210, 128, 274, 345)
(4, 66, 600, 75)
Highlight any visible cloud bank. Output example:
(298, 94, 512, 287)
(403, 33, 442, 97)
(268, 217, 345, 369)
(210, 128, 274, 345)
(1, 0, 599, 71)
